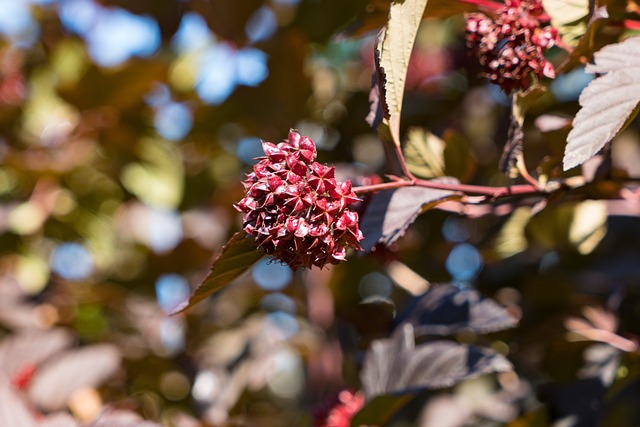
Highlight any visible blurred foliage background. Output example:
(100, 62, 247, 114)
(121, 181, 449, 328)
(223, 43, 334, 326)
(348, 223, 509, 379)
(2, 0, 640, 426)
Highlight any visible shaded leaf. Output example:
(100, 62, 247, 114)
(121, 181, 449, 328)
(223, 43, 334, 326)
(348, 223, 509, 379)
(29, 344, 121, 411)
(173, 231, 263, 313)
(501, 86, 547, 174)
(442, 129, 477, 182)
(563, 36, 640, 170)
(359, 183, 458, 251)
(402, 284, 518, 336)
(373, 0, 429, 146)
(540, 377, 606, 427)
(89, 410, 162, 427)
(513, 85, 548, 127)
(361, 324, 513, 398)
(365, 67, 384, 130)
(500, 114, 525, 175)
(350, 394, 414, 427)
(404, 127, 445, 178)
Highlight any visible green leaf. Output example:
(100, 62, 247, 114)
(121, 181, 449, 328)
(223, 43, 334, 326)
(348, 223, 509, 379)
(541, 0, 588, 47)
(404, 128, 446, 179)
(375, 0, 429, 147)
(172, 232, 264, 314)
(563, 36, 640, 170)
(120, 138, 184, 209)
(442, 129, 476, 182)
(350, 394, 413, 427)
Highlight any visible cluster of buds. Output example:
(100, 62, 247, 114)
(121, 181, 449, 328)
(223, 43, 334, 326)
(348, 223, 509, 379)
(465, 0, 558, 92)
(314, 390, 366, 427)
(235, 131, 363, 269)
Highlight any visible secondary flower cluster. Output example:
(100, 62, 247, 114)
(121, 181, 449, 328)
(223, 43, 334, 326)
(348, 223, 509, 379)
(235, 131, 363, 269)
(465, 0, 558, 92)
(314, 390, 365, 427)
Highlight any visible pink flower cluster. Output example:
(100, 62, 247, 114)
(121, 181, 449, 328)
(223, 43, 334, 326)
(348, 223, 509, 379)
(465, 0, 558, 92)
(314, 390, 366, 427)
(235, 131, 363, 269)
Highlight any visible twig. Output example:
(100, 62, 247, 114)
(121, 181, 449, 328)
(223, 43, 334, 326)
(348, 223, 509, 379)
(352, 177, 541, 198)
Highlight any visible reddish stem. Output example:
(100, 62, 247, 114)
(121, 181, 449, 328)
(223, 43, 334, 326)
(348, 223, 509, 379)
(458, 0, 504, 11)
(622, 19, 640, 30)
(353, 177, 540, 198)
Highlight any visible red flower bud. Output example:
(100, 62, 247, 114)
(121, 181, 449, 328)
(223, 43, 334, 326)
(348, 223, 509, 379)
(236, 130, 364, 269)
(465, 0, 558, 92)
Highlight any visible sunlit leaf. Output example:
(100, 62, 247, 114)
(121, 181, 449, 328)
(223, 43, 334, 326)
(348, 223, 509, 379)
(401, 284, 518, 336)
(120, 138, 184, 209)
(541, 0, 588, 47)
(173, 231, 263, 313)
(563, 36, 640, 170)
(404, 127, 445, 179)
(568, 200, 607, 255)
(0, 377, 38, 427)
(361, 324, 513, 398)
(29, 344, 121, 411)
(0, 328, 75, 379)
(494, 207, 534, 259)
(359, 183, 458, 251)
(373, 0, 429, 146)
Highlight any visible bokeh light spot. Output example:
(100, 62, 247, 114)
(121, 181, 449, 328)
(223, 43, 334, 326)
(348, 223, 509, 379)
(245, 6, 277, 43)
(252, 258, 292, 291)
(155, 274, 190, 314)
(50, 242, 94, 281)
(154, 102, 193, 141)
(445, 243, 483, 281)
(236, 137, 264, 164)
(236, 48, 269, 87)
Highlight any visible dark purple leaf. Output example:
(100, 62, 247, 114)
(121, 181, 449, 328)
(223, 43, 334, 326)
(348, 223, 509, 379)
(359, 184, 458, 251)
(172, 231, 263, 314)
(540, 378, 606, 427)
(402, 284, 518, 336)
(361, 324, 513, 398)
(365, 64, 385, 130)
(29, 344, 121, 411)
